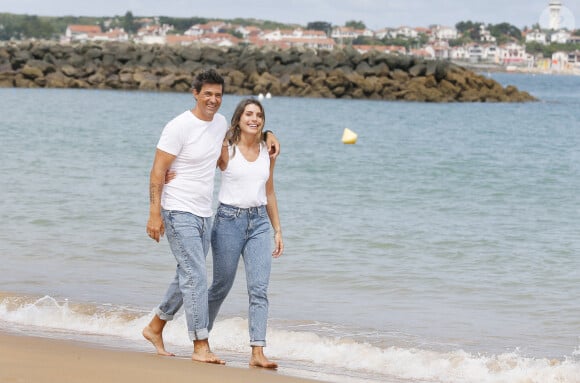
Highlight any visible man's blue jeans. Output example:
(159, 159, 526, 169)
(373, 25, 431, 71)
(155, 210, 210, 341)
(208, 203, 272, 347)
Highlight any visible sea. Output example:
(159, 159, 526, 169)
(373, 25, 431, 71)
(0, 72, 579, 383)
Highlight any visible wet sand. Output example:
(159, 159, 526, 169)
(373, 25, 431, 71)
(0, 332, 323, 383)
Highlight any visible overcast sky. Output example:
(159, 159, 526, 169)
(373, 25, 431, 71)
(2, 0, 579, 30)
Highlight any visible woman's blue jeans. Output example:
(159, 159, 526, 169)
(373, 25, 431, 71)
(208, 203, 272, 347)
(155, 210, 211, 341)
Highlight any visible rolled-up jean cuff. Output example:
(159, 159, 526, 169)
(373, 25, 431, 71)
(189, 328, 209, 341)
(155, 307, 174, 321)
(250, 340, 266, 347)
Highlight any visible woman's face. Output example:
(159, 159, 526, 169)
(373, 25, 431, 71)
(239, 103, 264, 136)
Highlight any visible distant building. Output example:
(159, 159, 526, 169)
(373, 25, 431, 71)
(135, 22, 174, 44)
(63, 25, 102, 43)
(431, 25, 458, 41)
(450, 46, 469, 60)
(393, 26, 418, 39)
(550, 29, 571, 43)
(549, 0, 563, 30)
(567, 50, 580, 64)
(259, 28, 334, 50)
(331, 26, 361, 40)
(479, 25, 496, 43)
(551, 51, 568, 70)
(467, 44, 485, 62)
(525, 29, 548, 45)
(353, 45, 406, 55)
(62, 24, 128, 43)
(374, 28, 395, 39)
(484, 45, 500, 63)
(164, 35, 197, 46)
(500, 42, 527, 64)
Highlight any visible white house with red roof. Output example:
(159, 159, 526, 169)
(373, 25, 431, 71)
(331, 26, 361, 40)
(64, 25, 102, 42)
(62, 25, 128, 43)
(185, 22, 227, 36)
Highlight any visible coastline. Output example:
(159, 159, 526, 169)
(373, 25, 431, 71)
(0, 332, 323, 383)
(454, 60, 580, 76)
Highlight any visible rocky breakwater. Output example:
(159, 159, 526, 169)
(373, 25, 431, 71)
(0, 41, 537, 102)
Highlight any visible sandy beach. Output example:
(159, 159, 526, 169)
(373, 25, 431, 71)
(0, 332, 323, 383)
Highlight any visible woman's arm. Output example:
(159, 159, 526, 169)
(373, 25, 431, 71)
(217, 139, 230, 171)
(265, 157, 283, 258)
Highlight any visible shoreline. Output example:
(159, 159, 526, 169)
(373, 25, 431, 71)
(0, 331, 324, 383)
(454, 61, 580, 76)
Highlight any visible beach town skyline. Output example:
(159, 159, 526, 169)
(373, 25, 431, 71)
(1, 0, 578, 31)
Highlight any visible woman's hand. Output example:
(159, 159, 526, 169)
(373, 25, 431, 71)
(272, 231, 284, 258)
(165, 170, 176, 184)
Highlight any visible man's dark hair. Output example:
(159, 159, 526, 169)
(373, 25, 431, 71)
(191, 68, 225, 93)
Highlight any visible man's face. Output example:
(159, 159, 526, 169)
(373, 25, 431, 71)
(192, 83, 223, 121)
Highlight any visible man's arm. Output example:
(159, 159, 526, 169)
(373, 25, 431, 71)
(263, 130, 280, 159)
(146, 149, 176, 242)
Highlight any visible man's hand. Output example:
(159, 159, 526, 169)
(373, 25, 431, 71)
(265, 131, 280, 159)
(147, 214, 164, 242)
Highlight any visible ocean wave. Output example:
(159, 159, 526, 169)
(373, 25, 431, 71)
(1, 294, 578, 383)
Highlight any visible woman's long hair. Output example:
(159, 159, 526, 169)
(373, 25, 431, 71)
(225, 98, 266, 156)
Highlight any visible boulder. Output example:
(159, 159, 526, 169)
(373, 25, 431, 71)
(1, 41, 537, 103)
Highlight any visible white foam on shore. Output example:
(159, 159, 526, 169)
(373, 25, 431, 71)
(1, 294, 579, 383)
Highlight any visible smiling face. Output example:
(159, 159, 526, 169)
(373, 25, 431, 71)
(192, 83, 223, 121)
(239, 103, 264, 138)
(227, 99, 266, 145)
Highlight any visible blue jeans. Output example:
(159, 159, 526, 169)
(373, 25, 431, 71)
(155, 210, 211, 341)
(208, 203, 272, 347)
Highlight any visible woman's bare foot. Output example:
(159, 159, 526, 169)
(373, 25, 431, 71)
(250, 346, 278, 369)
(142, 324, 174, 356)
(192, 340, 225, 365)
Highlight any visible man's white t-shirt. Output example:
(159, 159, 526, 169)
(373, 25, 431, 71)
(157, 110, 228, 217)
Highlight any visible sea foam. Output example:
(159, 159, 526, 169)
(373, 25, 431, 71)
(1, 294, 579, 383)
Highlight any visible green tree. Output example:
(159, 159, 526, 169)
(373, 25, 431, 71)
(455, 20, 483, 40)
(345, 20, 366, 30)
(489, 22, 521, 42)
(123, 11, 137, 34)
(352, 35, 378, 45)
(381, 36, 411, 49)
(159, 17, 207, 33)
(0, 14, 55, 39)
(525, 41, 546, 56)
(306, 21, 331, 35)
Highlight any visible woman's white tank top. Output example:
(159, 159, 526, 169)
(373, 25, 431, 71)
(218, 143, 270, 208)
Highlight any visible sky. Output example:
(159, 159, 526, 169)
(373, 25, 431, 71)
(2, 0, 579, 30)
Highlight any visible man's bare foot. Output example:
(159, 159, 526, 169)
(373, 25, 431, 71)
(142, 325, 174, 356)
(250, 346, 278, 369)
(192, 340, 225, 365)
(192, 349, 226, 364)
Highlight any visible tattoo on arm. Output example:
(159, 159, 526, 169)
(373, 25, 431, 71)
(149, 183, 163, 204)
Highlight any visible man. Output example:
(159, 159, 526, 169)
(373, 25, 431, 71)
(142, 69, 279, 364)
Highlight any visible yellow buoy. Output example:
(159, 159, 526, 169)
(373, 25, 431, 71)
(342, 128, 358, 144)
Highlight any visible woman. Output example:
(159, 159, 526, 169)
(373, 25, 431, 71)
(208, 98, 284, 369)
